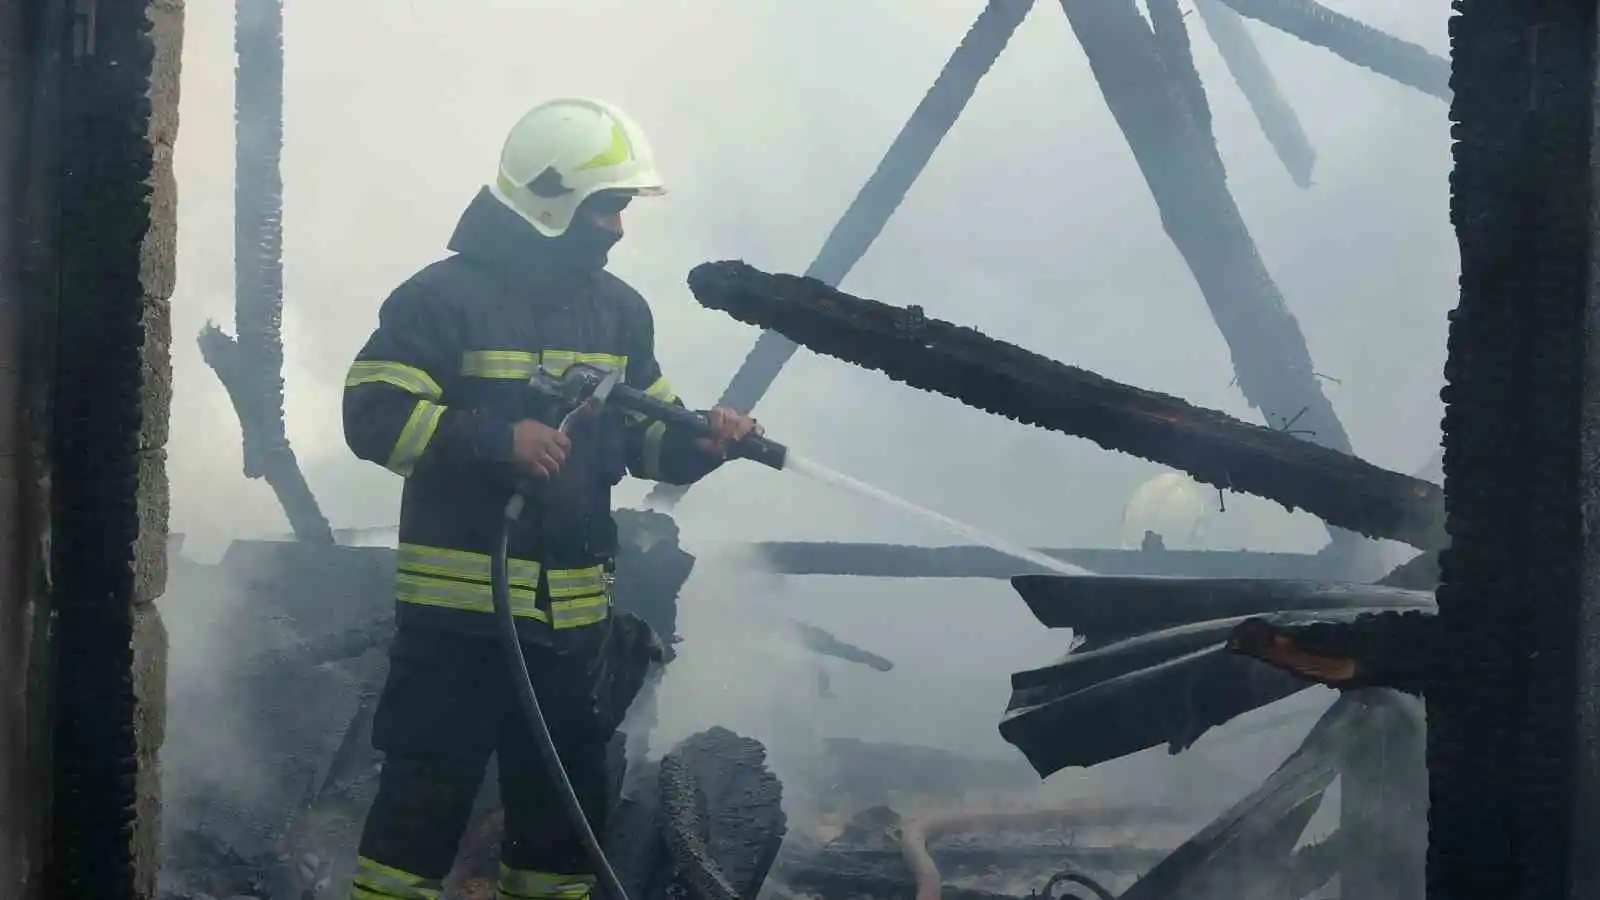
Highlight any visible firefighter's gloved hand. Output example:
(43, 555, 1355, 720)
(696, 406, 762, 457)
(511, 419, 570, 479)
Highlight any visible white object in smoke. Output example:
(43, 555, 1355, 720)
(1120, 471, 1225, 551)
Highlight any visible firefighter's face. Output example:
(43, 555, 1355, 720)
(560, 191, 631, 269)
(580, 191, 630, 240)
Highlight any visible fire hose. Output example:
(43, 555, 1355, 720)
(491, 362, 787, 900)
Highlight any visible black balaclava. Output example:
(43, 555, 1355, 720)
(546, 207, 621, 272)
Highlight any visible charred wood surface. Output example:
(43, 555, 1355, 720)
(200, 0, 331, 543)
(688, 261, 1445, 550)
(609, 728, 786, 900)
(1011, 574, 1433, 636)
(1214, 0, 1451, 101)
(1432, 2, 1600, 897)
(650, 0, 1035, 510)
(1230, 609, 1440, 696)
(1002, 603, 1403, 772)
(47, 0, 169, 893)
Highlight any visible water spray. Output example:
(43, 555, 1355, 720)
(495, 363, 1085, 900)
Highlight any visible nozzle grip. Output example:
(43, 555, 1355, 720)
(730, 434, 788, 471)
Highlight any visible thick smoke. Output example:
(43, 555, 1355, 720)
(160, 0, 1454, 895)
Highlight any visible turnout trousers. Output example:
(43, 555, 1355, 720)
(348, 624, 616, 900)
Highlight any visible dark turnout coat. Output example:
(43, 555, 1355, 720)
(343, 189, 721, 641)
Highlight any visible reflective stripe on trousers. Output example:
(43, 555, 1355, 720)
(498, 865, 596, 900)
(349, 856, 443, 900)
(395, 543, 610, 629)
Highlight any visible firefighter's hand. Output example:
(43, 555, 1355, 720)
(511, 419, 571, 479)
(697, 406, 762, 456)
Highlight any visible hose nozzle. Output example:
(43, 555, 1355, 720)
(730, 433, 788, 471)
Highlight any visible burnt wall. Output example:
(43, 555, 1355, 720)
(4, 0, 181, 897)
(1, 1, 61, 897)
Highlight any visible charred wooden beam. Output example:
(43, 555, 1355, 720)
(1194, 0, 1316, 186)
(1059, 0, 1366, 566)
(688, 261, 1446, 550)
(1213, 0, 1451, 101)
(788, 621, 893, 671)
(649, 0, 1036, 510)
(727, 541, 1346, 580)
(1229, 609, 1438, 696)
(199, 0, 331, 543)
(1011, 574, 1433, 636)
(1001, 602, 1408, 772)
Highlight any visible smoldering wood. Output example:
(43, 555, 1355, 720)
(687, 261, 1446, 551)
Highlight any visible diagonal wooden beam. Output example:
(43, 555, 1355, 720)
(1212, 0, 1450, 101)
(688, 260, 1446, 550)
(648, 0, 1037, 511)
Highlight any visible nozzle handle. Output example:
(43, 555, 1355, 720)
(730, 433, 788, 471)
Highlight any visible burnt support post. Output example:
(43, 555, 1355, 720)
(1431, 2, 1600, 896)
(4, 0, 185, 897)
(198, 0, 331, 543)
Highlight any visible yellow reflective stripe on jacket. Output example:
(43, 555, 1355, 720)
(643, 375, 676, 403)
(386, 400, 446, 476)
(460, 349, 628, 381)
(350, 856, 442, 900)
(394, 543, 609, 628)
(498, 865, 595, 900)
(345, 360, 444, 400)
(625, 375, 680, 425)
(638, 420, 668, 480)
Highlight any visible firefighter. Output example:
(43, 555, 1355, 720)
(341, 97, 760, 900)
(1119, 471, 1223, 551)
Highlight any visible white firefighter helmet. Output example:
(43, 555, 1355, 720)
(1120, 471, 1224, 550)
(490, 97, 666, 238)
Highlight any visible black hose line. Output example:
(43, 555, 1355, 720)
(493, 495, 632, 900)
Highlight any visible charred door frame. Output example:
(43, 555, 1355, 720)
(0, 0, 66, 897)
